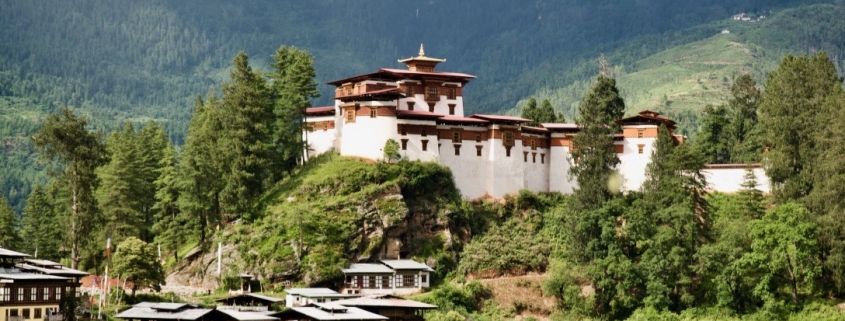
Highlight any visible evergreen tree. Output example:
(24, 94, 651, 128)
(520, 97, 539, 126)
(32, 107, 107, 269)
(268, 45, 320, 174)
(0, 195, 20, 249)
(693, 104, 730, 164)
(97, 122, 145, 243)
(727, 75, 762, 163)
(537, 99, 559, 124)
(152, 140, 185, 261)
(20, 185, 63, 261)
(218, 52, 274, 220)
(137, 122, 170, 242)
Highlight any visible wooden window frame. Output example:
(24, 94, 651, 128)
(532, 152, 537, 163)
(454, 144, 461, 156)
(23, 309, 30, 319)
(637, 129, 644, 138)
(406, 85, 415, 96)
(541, 154, 545, 164)
(421, 140, 428, 151)
(475, 133, 481, 142)
(345, 109, 355, 123)
(401, 139, 408, 150)
(370, 108, 377, 118)
(506, 147, 512, 157)
(448, 104, 456, 115)
(503, 131, 515, 147)
(34, 308, 42, 319)
(452, 131, 461, 143)
(638, 144, 645, 154)
(421, 128, 427, 137)
(476, 145, 482, 156)
(428, 102, 435, 112)
(523, 151, 529, 162)
(407, 101, 415, 111)
(427, 86, 439, 100)
(400, 126, 407, 136)
(447, 88, 456, 99)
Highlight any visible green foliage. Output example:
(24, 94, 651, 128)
(0, 194, 20, 249)
(458, 217, 551, 277)
(20, 184, 64, 261)
(112, 237, 165, 296)
(383, 139, 401, 163)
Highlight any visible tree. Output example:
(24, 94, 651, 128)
(537, 99, 559, 124)
(32, 107, 107, 269)
(152, 139, 184, 261)
(383, 139, 401, 163)
(268, 45, 320, 175)
(727, 75, 762, 163)
(693, 104, 730, 164)
(0, 195, 20, 249)
(97, 122, 145, 243)
(520, 97, 539, 126)
(137, 122, 171, 242)
(20, 185, 63, 261)
(111, 237, 165, 297)
(218, 52, 274, 220)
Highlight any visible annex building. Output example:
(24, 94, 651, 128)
(0, 248, 87, 321)
(303, 46, 769, 199)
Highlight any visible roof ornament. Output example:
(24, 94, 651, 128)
(419, 44, 425, 57)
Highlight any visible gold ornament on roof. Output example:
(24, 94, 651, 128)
(419, 44, 425, 57)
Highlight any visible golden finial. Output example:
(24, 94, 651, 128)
(419, 44, 425, 57)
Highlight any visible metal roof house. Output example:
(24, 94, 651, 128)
(1, 248, 86, 321)
(284, 289, 356, 308)
(271, 303, 387, 321)
(341, 260, 434, 295)
(216, 293, 285, 312)
(115, 302, 279, 321)
(331, 295, 436, 321)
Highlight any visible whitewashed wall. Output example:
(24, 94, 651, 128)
(438, 129, 489, 199)
(338, 102, 398, 160)
(522, 146, 550, 193)
(397, 119, 440, 162)
(303, 115, 337, 159)
(703, 167, 770, 193)
(617, 127, 657, 192)
(486, 133, 524, 198)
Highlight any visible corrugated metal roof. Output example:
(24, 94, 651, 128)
(284, 306, 388, 321)
(0, 248, 31, 258)
(17, 263, 89, 276)
(394, 110, 444, 119)
(469, 114, 531, 122)
(437, 116, 489, 124)
(215, 309, 279, 321)
(0, 271, 70, 280)
(541, 123, 580, 130)
(216, 293, 284, 303)
(332, 295, 437, 309)
(342, 264, 394, 274)
(305, 106, 336, 115)
(115, 305, 210, 321)
(379, 260, 434, 272)
(381, 68, 475, 79)
(285, 288, 339, 295)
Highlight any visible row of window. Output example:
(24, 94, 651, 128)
(523, 152, 546, 164)
(345, 274, 427, 289)
(5, 307, 56, 319)
(0, 287, 62, 302)
(406, 86, 457, 100)
(406, 102, 457, 115)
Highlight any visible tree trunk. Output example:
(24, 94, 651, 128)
(785, 252, 799, 303)
(70, 168, 79, 270)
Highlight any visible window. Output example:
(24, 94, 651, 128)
(475, 133, 481, 142)
(9, 309, 18, 317)
(381, 276, 391, 288)
(638, 144, 645, 154)
(454, 145, 461, 156)
(34, 309, 42, 319)
(523, 151, 529, 162)
(541, 154, 545, 164)
(366, 276, 376, 288)
(448, 104, 456, 115)
(447, 88, 456, 99)
(402, 274, 417, 288)
(0, 287, 9, 301)
(43, 287, 49, 300)
(421, 128, 427, 137)
(23, 309, 30, 319)
(531, 139, 536, 149)
(55, 287, 61, 300)
(421, 140, 428, 151)
(400, 126, 407, 136)
(427, 86, 439, 100)
(503, 131, 515, 147)
(401, 139, 408, 150)
(506, 147, 512, 157)
(346, 275, 354, 283)
(428, 102, 435, 112)
(407, 101, 415, 111)
(421, 274, 428, 283)
(17, 288, 23, 301)
(532, 152, 537, 163)
(30, 288, 36, 301)
(476, 145, 483, 156)
(406, 85, 415, 96)
(370, 108, 377, 118)
(345, 109, 355, 123)
(452, 132, 461, 143)
(637, 129, 644, 138)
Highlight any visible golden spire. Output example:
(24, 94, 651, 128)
(419, 44, 425, 57)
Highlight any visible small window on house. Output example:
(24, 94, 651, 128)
(503, 131, 515, 147)
(406, 85, 415, 96)
(454, 145, 461, 156)
(17, 288, 23, 301)
(476, 145, 482, 156)
(638, 144, 645, 154)
(23, 309, 30, 319)
(452, 132, 461, 143)
(541, 154, 545, 164)
(34, 309, 42, 319)
(401, 139, 408, 150)
(428, 103, 435, 112)
(9, 309, 18, 317)
(531, 139, 536, 149)
(447, 88, 456, 99)
(421, 128, 427, 137)
(421, 275, 428, 283)
(475, 133, 481, 142)
(637, 129, 644, 138)
(422, 140, 428, 151)
(407, 101, 415, 111)
(370, 108, 377, 118)
(400, 126, 407, 136)
(532, 152, 537, 163)
(506, 147, 512, 157)
(427, 86, 439, 100)
(346, 109, 355, 123)
(524, 151, 529, 162)
(448, 104, 456, 115)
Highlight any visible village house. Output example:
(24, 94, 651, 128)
(331, 295, 437, 321)
(0, 248, 86, 321)
(216, 293, 284, 312)
(116, 302, 278, 321)
(272, 303, 387, 321)
(284, 289, 355, 308)
(303, 45, 769, 199)
(341, 260, 434, 295)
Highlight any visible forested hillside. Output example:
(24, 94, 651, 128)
(2, 0, 845, 213)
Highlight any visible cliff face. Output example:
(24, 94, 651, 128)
(166, 153, 469, 289)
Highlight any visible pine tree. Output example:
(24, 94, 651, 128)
(152, 140, 185, 261)
(268, 46, 320, 175)
(20, 185, 63, 260)
(32, 107, 107, 269)
(97, 122, 145, 243)
(137, 122, 170, 242)
(520, 97, 539, 126)
(218, 52, 274, 220)
(537, 99, 558, 124)
(727, 75, 762, 163)
(0, 195, 20, 249)
(693, 104, 730, 164)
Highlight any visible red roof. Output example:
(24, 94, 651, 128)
(438, 116, 489, 124)
(380, 68, 476, 79)
(327, 68, 475, 86)
(704, 163, 762, 169)
(394, 110, 443, 119)
(469, 114, 531, 123)
(521, 125, 549, 133)
(305, 106, 335, 115)
(615, 110, 676, 128)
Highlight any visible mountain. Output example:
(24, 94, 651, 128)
(2, 0, 845, 212)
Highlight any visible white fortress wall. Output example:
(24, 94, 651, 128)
(338, 101, 398, 160)
(548, 134, 577, 194)
(303, 115, 337, 158)
(485, 127, 525, 198)
(438, 126, 489, 199)
(521, 137, 550, 194)
(397, 119, 440, 162)
(702, 167, 770, 193)
(617, 127, 658, 192)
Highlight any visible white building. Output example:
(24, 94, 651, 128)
(284, 288, 355, 308)
(341, 260, 434, 295)
(303, 46, 770, 199)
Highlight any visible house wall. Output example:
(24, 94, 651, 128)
(0, 305, 60, 321)
(303, 115, 337, 159)
(521, 141, 550, 193)
(437, 126, 489, 199)
(703, 167, 770, 193)
(396, 120, 440, 162)
(338, 102, 398, 160)
(548, 134, 576, 194)
(617, 125, 658, 192)
(486, 127, 525, 198)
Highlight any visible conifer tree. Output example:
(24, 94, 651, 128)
(0, 195, 20, 249)
(268, 46, 320, 175)
(32, 107, 107, 269)
(152, 140, 185, 261)
(20, 185, 62, 260)
(727, 75, 762, 163)
(520, 97, 538, 126)
(537, 99, 559, 124)
(137, 122, 170, 241)
(97, 122, 145, 243)
(218, 52, 274, 220)
(693, 104, 730, 164)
